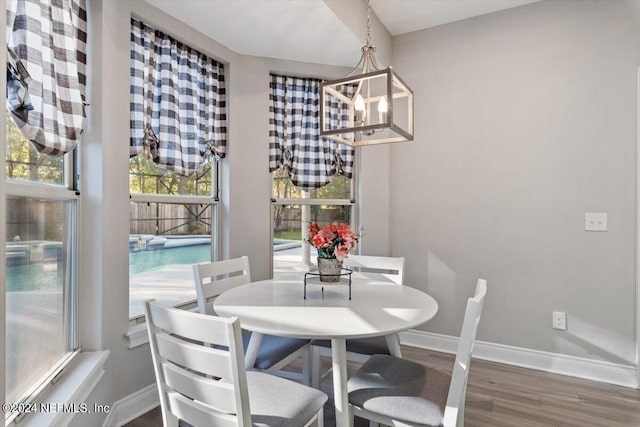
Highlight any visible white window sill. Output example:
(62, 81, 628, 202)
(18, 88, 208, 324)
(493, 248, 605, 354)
(125, 322, 149, 349)
(18, 350, 110, 427)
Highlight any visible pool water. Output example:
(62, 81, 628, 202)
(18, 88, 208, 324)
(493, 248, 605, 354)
(129, 244, 211, 274)
(6, 243, 212, 293)
(6, 262, 63, 292)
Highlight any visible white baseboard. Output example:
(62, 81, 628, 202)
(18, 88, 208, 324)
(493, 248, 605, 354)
(400, 329, 638, 389)
(102, 384, 159, 427)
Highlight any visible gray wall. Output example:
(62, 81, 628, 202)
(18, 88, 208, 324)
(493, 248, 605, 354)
(390, 0, 639, 364)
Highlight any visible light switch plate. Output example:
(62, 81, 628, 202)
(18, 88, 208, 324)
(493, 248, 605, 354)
(585, 213, 607, 231)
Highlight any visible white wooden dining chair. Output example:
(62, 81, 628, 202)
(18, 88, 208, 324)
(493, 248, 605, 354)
(311, 255, 405, 388)
(343, 255, 405, 285)
(347, 279, 488, 427)
(144, 299, 327, 427)
(193, 256, 311, 383)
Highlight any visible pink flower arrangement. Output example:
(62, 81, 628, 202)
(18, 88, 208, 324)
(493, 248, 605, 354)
(308, 222, 358, 261)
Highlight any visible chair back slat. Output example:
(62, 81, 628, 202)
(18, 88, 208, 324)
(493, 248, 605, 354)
(443, 279, 487, 427)
(193, 256, 251, 315)
(156, 333, 233, 379)
(162, 362, 236, 413)
(344, 255, 405, 285)
(168, 392, 238, 427)
(145, 300, 252, 427)
(148, 299, 231, 345)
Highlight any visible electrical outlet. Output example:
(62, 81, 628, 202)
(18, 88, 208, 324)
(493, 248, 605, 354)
(552, 311, 567, 330)
(585, 213, 607, 231)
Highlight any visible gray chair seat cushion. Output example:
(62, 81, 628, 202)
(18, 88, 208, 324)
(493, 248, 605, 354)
(242, 331, 309, 370)
(310, 336, 390, 355)
(247, 371, 327, 427)
(348, 354, 451, 427)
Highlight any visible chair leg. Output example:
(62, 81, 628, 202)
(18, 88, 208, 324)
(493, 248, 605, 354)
(311, 346, 321, 389)
(349, 404, 354, 427)
(317, 408, 324, 427)
(302, 345, 311, 386)
(164, 412, 179, 427)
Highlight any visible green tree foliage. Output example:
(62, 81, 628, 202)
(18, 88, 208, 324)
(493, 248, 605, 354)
(128, 155, 214, 237)
(129, 154, 213, 196)
(5, 118, 64, 185)
(271, 168, 350, 200)
(272, 168, 352, 238)
(5, 119, 69, 242)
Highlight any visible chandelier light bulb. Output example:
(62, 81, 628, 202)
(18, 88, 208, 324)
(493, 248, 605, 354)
(354, 94, 366, 111)
(354, 94, 366, 124)
(377, 96, 387, 113)
(378, 96, 387, 123)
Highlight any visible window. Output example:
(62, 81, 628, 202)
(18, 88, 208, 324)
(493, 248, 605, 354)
(269, 75, 357, 278)
(129, 18, 226, 320)
(4, 0, 86, 421)
(272, 169, 356, 279)
(128, 158, 218, 319)
(4, 133, 78, 420)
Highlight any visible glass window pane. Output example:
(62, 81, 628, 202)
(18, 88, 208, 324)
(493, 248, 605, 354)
(5, 118, 64, 186)
(129, 202, 213, 318)
(273, 204, 352, 280)
(129, 156, 213, 196)
(272, 168, 351, 200)
(5, 197, 76, 404)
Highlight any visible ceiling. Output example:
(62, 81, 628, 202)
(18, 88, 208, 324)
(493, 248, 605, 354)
(146, 0, 540, 67)
(145, 0, 362, 67)
(370, 0, 540, 36)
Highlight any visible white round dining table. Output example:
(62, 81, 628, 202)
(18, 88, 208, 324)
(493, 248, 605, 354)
(214, 277, 438, 427)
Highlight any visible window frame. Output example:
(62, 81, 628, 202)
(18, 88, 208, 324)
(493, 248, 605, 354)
(128, 158, 220, 323)
(3, 147, 80, 425)
(270, 150, 360, 276)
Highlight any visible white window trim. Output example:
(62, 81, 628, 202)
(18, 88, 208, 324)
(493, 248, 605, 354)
(124, 322, 149, 349)
(6, 181, 79, 200)
(129, 193, 217, 205)
(0, 5, 7, 410)
(271, 198, 354, 206)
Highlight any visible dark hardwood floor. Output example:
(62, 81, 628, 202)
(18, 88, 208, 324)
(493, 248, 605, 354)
(126, 345, 640, 426)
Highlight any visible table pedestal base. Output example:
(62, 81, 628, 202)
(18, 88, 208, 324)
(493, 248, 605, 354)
(331, 339, 349, 427)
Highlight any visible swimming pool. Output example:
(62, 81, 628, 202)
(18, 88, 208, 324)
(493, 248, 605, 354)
(6, 240, 212, 293)
(129, 243, 211, 274)
(7, 238, 300, 295)
(6, 262, 62, 292)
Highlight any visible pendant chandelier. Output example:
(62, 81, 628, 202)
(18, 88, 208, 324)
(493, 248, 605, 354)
(320, 0, 414, 147)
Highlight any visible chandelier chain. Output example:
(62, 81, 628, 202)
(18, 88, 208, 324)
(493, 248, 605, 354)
(366, 0, 372, 46)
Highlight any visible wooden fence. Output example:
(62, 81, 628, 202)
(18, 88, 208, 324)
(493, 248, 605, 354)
(129, 202, 212, 235)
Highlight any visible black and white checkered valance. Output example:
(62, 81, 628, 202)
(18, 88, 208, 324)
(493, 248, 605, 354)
(269, 74, 355, 191)
(130, 18, 227, 176)
(6, 0, 87, 156)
